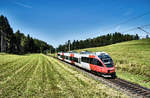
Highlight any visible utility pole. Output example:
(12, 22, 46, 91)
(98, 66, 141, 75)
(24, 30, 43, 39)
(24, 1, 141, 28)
(55, 48, 57, 57)
(137, 27, 150, 38)
(68, 40, 70, 51)
(50, 48, 51, 54)
(0, 29, 4, 52)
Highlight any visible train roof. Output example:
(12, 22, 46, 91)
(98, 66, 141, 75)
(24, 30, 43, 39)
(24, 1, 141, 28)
(78, 51, 109, 56)
(58, 51, 109, 56)
(80, 51, 92, 54)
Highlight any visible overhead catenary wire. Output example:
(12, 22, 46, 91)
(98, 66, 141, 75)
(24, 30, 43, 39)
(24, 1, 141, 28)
(101, 11, 150, 33)
(72, 11, 150, 46)
(119, 24, 150, 38)
(121, 24, 150, 33)
(115, 12, 150, 27)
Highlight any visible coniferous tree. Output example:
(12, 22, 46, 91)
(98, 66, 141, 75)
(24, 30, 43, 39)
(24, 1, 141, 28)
(0, 15, 14, 53)
(57, 32, 140, 52)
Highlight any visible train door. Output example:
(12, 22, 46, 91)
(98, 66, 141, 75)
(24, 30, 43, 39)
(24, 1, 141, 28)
(81, 57, 91, 70)
(62, 53, 64, 60)
(70, 53, 75, 64)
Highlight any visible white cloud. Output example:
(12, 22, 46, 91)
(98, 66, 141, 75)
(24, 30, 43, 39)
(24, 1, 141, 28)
(14, 2, 32, 9)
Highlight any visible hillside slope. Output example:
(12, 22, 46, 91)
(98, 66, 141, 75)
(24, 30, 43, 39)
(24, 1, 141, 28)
(77, 39, 150, 88)
(0, 54, 128, 97)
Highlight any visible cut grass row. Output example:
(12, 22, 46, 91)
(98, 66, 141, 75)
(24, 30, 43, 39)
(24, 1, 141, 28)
(0, 54, 129, 97)
(76, 39, 150, 88)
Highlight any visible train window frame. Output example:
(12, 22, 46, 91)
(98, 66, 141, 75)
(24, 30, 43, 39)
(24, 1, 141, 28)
(81, 57, 85, 62)
(87, 58, 90, 63)
(65, 56, 69, 60)
(92, 58, 103, 67)
(61, 55, 65, 59)
(89, 58, 93, 64)
(79, 58, 81, 63)
(73, 57, 78, 63)
(70, 57, 73, 61)
(81, 57, 92, 64)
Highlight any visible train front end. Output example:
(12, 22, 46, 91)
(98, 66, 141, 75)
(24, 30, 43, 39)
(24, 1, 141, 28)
(97, 52, 116, 78)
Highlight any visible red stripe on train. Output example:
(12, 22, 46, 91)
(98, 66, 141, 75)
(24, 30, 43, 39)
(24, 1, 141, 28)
(89, 55, 95, 58)
(62, 53, 64, 60)
(70, 53, 74, 64)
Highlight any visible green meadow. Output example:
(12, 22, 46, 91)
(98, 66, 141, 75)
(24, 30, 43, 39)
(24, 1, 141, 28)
(0, 53, 128, 97)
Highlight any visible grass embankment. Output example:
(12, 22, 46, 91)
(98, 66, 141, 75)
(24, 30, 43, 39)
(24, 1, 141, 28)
(77, 39, 150, 88)
(0, 54, 128, 97)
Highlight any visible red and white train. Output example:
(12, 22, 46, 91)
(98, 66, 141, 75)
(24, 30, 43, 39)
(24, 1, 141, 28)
(57, 51, 116, 78)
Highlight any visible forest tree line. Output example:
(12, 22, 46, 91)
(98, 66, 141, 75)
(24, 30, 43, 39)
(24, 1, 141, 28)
(0, 15, 55, 54)
(57, 32, 139, 52)
(0, 15, 140, 54)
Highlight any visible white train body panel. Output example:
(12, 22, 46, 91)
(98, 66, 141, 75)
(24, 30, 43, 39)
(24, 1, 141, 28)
(64, 53, 71, 63)
(80, 54, 91, 70)
(74, 53, 82, 67)
(57, 51, 116, 77)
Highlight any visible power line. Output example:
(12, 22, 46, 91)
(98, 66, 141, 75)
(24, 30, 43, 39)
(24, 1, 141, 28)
(140, 24, 150, 28)
(137, 27, 150, 35)
(115, 12, 150, 27)
(102, 11, 150, 32)
(81, 11, 150, 41)
(121, 24, 150, 33)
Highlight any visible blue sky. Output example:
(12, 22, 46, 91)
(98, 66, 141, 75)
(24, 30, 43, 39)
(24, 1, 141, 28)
(0, 0, 150, 47)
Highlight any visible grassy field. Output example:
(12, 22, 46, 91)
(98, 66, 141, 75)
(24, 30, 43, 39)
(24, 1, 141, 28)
(0, 53, 128, 97)
(76, 39, 150, 88)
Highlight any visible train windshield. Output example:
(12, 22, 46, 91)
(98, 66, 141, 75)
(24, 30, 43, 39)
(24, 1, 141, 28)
(98, 55, 113, 67)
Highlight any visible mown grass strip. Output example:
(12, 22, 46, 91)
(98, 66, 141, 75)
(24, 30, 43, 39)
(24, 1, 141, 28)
(0, 54, 40, 97)
(0, 56, 32, 82)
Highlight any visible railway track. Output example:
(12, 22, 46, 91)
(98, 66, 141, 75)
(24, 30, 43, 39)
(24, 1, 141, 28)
(50, 55, 150, 98)
(107, 78, 150, 98)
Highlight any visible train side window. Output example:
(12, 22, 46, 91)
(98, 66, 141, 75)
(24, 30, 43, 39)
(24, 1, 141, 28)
(81, 57, 91, 63)
(67, 56, 69, 60)
(65, 56, 68, 60)
(89, 58, 93, 64)
(91, 58, 96, 64)
(62, 55, 65, 59)
(73, 57, 78, 63)
(97, 60, 103, 67)
(87, 58, 90, 63)
(81, 57, 84, 62)
(60, 55, 63, 58)
(81, 57, 86, 62)
(92, 59, 103, 67)
(70, 57, 72, 60)
(70, 57, 74, 61)
(60, 55, 62, 58)
(72, 57, 74, 61)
